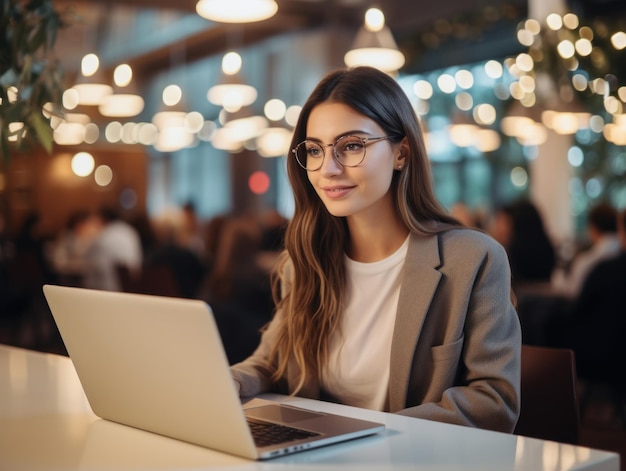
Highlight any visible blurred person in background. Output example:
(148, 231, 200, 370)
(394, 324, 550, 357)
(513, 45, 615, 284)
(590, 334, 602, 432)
(561, 207, 626, 385)
(553, 202, 619, 298)
(50, 209, 100, 285)
(490, 199, 557, 293)
(82, 207, 142, 292)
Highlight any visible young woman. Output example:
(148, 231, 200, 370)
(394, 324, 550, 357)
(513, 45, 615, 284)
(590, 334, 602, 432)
(231, 66, 521, 433)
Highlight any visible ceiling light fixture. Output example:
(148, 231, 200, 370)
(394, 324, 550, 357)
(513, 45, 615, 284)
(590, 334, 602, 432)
(72, 53, 113, 106)
(344, 8, 405, 74)
(207, 52, 257, 112)
(98, 64, 145, 118)
(195, 0, 277, 23)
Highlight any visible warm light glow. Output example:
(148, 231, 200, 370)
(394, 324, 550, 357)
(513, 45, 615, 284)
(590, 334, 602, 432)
(455, 69, 474, 89)
(71, 152, 95, 177)
(137, 123, 158, 145)
(154, 126, 195, 152)
(81, 53, 100, 77)
(7, 86, 18, 103)
(474, 129, 501, 152)
(455, 92, 473, 111)
(511, 167, 528, 187)
(285, 105, 301, 127)
(264, 98, 286, 121)
(557, 40, 575, 59)
(224, 115, 268, 142)
(344, 7, 405, 73)
(343, 47, 405, 73)
(473, 104, 497, 125)
(562, 13, 579, 30)
(84, 123, 100, 144)
(413, 80, 433, 100)
(546, 14, 563, 31)
(437, 74, 456, 94)
(484, 60, 503, 79)
(62, 88, 80, 110)
(208, 52, 257, 110)
(257, 127, 292, 157)
(184, 112, 205, 133)
(163, 84, 182, 106)
(99, 94, 145, 117)
(515, 53, 534, 72)
(53, 122, 86, 145)
(72, 83, 113, 106)
(611, 31, 626, 50)
(222, 52, 242, 75)
(207, 83, 257, 111)
(575, 38, 593, 56)
(211, 127, 244, 151)
(94, 165, 113, 186)
(195, 0, 277, 23)
(105, 121, 123, 143)
(517, 28, 535, 47)
(524, 19, 541, 35)
(114, 64, 133, 87)
(448, 124, 478, 147)
(542, 110, 591, 134)
(572, 74, 588, 91)
(7, 122, 24, 142)
(501, 116, 535, 137)
(364, 8, 385, 33)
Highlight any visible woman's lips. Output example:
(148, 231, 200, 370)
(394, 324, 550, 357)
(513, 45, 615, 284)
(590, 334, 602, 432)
(321, 185, 355, 198)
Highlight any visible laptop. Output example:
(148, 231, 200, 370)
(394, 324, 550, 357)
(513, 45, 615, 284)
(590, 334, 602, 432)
(42, 284, 385, 460)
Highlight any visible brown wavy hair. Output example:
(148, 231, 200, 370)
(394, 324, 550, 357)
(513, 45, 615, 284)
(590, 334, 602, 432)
(269, 66, 460, 393)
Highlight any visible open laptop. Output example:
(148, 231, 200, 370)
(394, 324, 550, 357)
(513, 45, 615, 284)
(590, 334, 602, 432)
(42, 284, 385, 460)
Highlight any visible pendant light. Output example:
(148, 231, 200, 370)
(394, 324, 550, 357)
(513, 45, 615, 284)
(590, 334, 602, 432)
(195, 0, 277, 23)
(207, 51, 257, 112)
(98, 64, 145, 118)
(72, 53, 113, 106)
(344, 8, 405, 74)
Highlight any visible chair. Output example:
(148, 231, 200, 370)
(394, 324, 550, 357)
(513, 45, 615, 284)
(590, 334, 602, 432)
(116, 263, 181, 298)
(514, 344, 581, 445)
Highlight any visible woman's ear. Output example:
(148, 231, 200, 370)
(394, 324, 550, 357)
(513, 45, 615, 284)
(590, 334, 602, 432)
(394, 137, 409, 170)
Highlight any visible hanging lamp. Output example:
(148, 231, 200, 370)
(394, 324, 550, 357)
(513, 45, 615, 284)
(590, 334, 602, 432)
(195, 0, 277, 23)
(344, 8, 405, 74)
(98, 64, 144, 118)
(72, 53, 113, 106)
(207, 51, 257, 112)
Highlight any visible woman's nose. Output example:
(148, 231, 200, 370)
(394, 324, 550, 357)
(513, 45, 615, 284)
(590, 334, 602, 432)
(319, 146, 343, 175)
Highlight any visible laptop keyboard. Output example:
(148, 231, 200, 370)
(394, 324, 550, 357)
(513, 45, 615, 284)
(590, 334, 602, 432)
(247, 419, 320, 447)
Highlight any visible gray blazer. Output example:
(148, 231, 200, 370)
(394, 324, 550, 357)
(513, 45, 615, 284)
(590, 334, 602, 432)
(232, 228, 521, 433)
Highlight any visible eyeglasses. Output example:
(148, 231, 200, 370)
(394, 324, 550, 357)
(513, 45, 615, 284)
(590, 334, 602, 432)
(291, 135, 392, 171)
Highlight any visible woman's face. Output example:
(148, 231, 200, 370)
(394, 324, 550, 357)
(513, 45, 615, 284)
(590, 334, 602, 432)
(304, 102, 402, 220)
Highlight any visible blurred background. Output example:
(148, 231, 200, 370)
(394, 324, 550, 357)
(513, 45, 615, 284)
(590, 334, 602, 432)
(1, 0, 626, 463)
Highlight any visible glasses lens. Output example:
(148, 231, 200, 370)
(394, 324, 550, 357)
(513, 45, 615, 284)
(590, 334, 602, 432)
(295, 141, 324, 170)
(335, 136, 366, 167)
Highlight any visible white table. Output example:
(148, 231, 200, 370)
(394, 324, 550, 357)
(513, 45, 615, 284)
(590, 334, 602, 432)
(0, 344, 619, 470)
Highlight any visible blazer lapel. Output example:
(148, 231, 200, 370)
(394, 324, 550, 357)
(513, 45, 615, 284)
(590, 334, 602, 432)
(388, 232, 442, 411)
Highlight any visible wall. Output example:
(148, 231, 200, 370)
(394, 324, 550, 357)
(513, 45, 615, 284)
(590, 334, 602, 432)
(5, 146, 147, 238)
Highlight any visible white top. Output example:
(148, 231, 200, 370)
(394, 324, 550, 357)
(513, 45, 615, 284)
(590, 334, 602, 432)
(321, 236, 409, 411)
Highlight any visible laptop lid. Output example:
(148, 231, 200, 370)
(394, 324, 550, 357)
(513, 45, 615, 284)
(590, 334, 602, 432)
(42, 284, 385, 460)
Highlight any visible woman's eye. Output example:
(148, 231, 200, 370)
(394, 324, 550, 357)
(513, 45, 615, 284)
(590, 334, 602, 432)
(343, 141, 363, 152)
(307, 147, 322, 157)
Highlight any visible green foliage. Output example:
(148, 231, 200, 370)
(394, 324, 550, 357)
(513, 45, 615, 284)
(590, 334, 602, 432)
(0, 0, 72, 162)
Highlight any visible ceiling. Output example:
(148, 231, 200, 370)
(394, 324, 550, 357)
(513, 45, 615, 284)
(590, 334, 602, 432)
(54, 0, 528, 78)
(53, 0, 625, 80)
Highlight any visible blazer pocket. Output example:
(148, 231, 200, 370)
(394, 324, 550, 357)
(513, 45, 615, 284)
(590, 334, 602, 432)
(431, 336, 464, 363)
